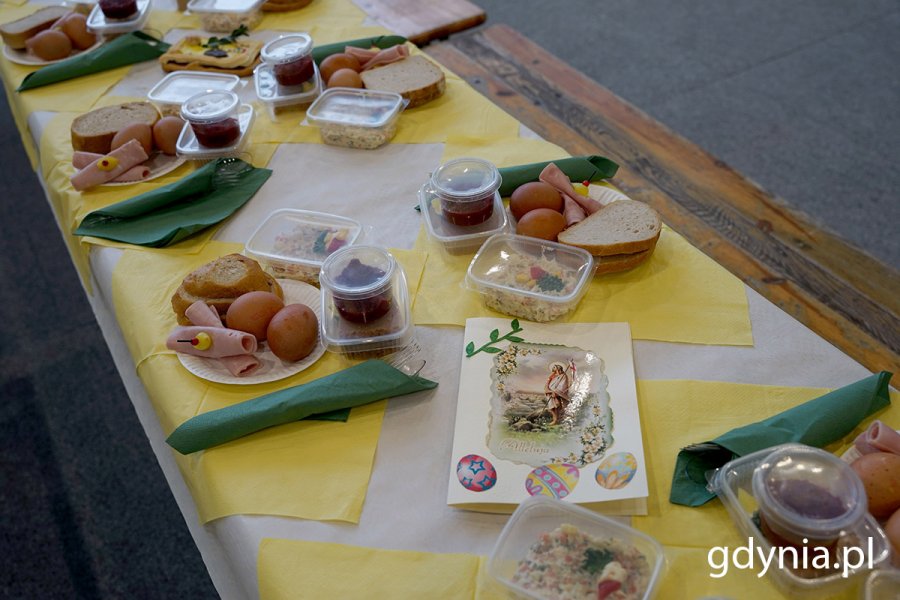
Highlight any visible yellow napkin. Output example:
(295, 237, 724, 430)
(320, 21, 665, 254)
(258, 539, 507, 600)
(412, 224, 753, 345)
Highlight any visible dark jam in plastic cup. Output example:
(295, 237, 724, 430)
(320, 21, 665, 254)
(332, 259, 392, 323)
(99, 0, 138, 19)
(262, 34, 315, 88)
(273, 55, 314, 87)
(190, 118, 240, 148)
(430, 158, 501, 228)
(182, 90, 241, 150)
(441, 194, 495, 226)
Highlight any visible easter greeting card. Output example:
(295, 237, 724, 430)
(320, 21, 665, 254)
(447, 318, 648, 514)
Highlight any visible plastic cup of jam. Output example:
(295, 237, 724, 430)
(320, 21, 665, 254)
(752, 445, 867, 551)
(99, 0, 138, 19)
(428, 158, 502, 227)
(261, 34, 314, 89)
(181, 90, 241, 149)
(320, 246, 395, 324)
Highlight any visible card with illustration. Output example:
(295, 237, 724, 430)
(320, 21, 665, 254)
(448, 318, 648, 514)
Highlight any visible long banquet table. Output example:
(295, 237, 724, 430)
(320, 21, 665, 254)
(2, 1, 897, 598)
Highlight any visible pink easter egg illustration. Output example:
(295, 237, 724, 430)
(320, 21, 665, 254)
(456, 454, 497, 492)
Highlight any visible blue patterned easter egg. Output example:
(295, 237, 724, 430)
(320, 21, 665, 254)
(595, 452, 638, 489)
(525, 463, 580, 499)
(456, 454, 497, 492)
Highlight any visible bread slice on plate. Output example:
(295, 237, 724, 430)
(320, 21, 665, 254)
(262, 0, 313, 11)
(71, 102, 160, 154)
(0, 6, 70, 50)
(594, 243, 656, 275)
(359, 55, 446, 109)
(558, 200, 661, 257)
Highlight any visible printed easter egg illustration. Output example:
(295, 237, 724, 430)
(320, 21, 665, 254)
(456, 454, 497, 492)
(525, 463, 580, 499)
(595, 452, 638, 489)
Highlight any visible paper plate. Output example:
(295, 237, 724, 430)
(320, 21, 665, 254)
(101, 151, 186, 186)
(177, 280, 325, 385)
(3, 38, 104, 66)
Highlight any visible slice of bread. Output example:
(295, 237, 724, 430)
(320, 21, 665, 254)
(0, 6, 70, 50)
(71, 102, 160, 154)
(172, 254, 284, 325)
(359, 55, 446, 109)
(261, 0, 313, 11)
(594, 244, 656, 275)
(558, 200, 661, 256)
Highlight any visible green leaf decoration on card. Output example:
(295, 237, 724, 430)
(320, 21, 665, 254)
(465, 320, 527, 358)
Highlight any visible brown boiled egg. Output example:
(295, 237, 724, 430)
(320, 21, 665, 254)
(327, 68, 363, 89)
(226, 291, 285, 342)
(320, 53, 361, 82)
(516, 207, 567, 241)
(851, 452, 900, 519)
(266, 304, 318, 362)
(59, 13, 96, 50)
(26, 30, 72, 61)
(509, 181, 563, 221)
(111, 123, 153, 155)
(152, 116, 184, 155)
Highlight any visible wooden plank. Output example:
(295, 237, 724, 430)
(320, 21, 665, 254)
(353, 0, 485, 46)
(428, 25, 900, 379)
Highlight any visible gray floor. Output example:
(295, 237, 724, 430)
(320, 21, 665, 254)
(473, 0, 900, 267)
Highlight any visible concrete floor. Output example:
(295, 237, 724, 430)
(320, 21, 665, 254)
(473, 0, 900, 267)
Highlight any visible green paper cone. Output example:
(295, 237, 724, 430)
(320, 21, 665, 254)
(670, 371, 893, 507)
(18, 32, 170, 92)
(74, 158, 271, 248)
(312, 36, 408, 64)
(166, 360, 438, 454)
(497, 156, 619, 197)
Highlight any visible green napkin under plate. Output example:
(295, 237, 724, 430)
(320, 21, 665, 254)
(18, 32, 170, 92)
(312, 35, 408, 64)
(166, 359, 438, 454)
(670, 371, 893, 507)
(74, 158, 271, 248)
(497, 155, 619, 197)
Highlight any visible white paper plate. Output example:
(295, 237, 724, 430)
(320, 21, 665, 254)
(100, 151, 186, 186)
(3, 38, 104, 66)
(177, 280, 325, 385)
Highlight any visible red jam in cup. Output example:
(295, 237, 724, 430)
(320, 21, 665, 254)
(321, 247, 396, 325)
(99, 0, 138, 19)
(261, 34, 315, 88)
(181, 90, 241, 149)
(429, 158, 502, 227)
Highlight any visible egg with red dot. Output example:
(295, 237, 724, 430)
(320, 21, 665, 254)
(456, 454, 497, 492)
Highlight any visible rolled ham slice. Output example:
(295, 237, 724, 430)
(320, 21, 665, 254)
(343, 44, 409, 71)
(70, 139, 149, 191)
(166, 326, 257, 358)
(73, 151, 152, 183)
(854, 421, 900, 455)
(562, 196, 587, 227)
(182, 302, 262, 377)
(539, 162, 604, 215)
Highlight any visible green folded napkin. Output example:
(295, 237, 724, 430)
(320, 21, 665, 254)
(670, 371, 893, 507)
(18, 32, 170, 92)
(312, 35, 408, 64)
(497, 155, 619, 197)
(166, 359, 437, 454)
(74, 158, 271, 248)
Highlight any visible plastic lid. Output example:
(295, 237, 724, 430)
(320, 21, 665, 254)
(320, 246, 395, 299)
(752, 445, 867, 540)
(306, 88, 404, 129)
(254, 62, 321, 105)
(261, 33, 312, 64)
(430, 158, 501, 201)
(181, 90, 239, 122)
(245, 209, 363, 267)
(148, 71, 240, 106)
(466, 233, 594, 304)
(187, 0, 264, 13)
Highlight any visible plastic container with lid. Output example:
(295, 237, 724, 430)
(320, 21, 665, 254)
(179, 89, 247, 152)
(245, 209, 363, 286)
(488, 496, 665, 600)
(148, 71, 240, 118)
(319, 246, 414, 358)
(418, 181, 508, 255)
(306, 88, 405, 150)
(87, 0, 149, 34)
(254, 61, 321, 117)
(428, 157, 501, 227)
(99, 0, 137, 19)
(466, 233, 595, 322)
(709, 444, 890, 597)
(260, 33, 314, 88)
(187, 0, 264, 32)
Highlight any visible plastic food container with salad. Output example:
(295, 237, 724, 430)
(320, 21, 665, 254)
(466, 233, 595, 322)
(306, 88, 405, 150)
(488, 496, 664, 600)
(186, 0, 264, 32)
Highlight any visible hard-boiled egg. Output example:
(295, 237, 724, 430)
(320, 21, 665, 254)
(226, 291, 284, 342)
(152, 116, 184, 155)
(266, 304, 318, 362)
(26, 30, 72, 61)
(111, 123, 153, 155)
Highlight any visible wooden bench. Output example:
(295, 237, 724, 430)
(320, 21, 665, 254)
(427, 25, 900, 378)
(355, 0, 485, 46)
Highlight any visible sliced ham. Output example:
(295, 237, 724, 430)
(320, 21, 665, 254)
(562, 196, 587, 227)
(183, 302, 261, 377)
(166, 326, 257, 358)
(539, 162, 604, 215)
(344, 46, 379, 62)
(73, 151, 151, 183)
(359, 45, 409, 71)
(854, 421, 900, 455)
(70, 139, 149, 191)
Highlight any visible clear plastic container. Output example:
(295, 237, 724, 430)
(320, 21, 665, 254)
(419, 182, 508, 255)
(176, 101, 254, 159)
(254, 61, 321, 116)
(180, 89, 242, 148)
(260, 33, 314, 88)
(862, 569, 900, 600)
(488, 496, 665, 600)
(245, 209, 363, 286)
(148, 71, 240, 118)
(306, 88, 404, 150)
(466, 233, 595, 322)
(710, 444, 890, 597)
(187, 0, 264, 32)
(319, 246, 413, 358)
(86, 0, 149, 34)
(429, 157, 501, 227)
(99, 0, 137, 19)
